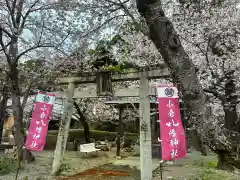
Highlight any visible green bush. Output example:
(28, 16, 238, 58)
(207, 161, 217, 168)
(45, 129, 138, 150)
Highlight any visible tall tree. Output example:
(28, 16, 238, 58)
(172, 0, 240, 169)
(0, 0, 82, 162)
(135, 0, 240, 170)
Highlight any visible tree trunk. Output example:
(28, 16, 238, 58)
(8, 37, 35, 164)
(193, 131, 207, 156)
(0, 85, 8, 143)
(136, 0, 209, 152)
(7, 34, 24, 163)
(10, 66, 25, 163)
(224, 71, 238, 131)
(216, 150, 234, 171)
(217, 71, 240, 170)
(73, 101, 91, 143)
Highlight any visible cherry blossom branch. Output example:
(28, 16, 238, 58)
(0, 25, 12, 38)
(180, 35, 218, 80)
(205, 37, 215, 78)
(104, 0, 147, 35)
(19, 0, 41, 33)
(203, 88, 225, 102)
(4, 0, 16, 28)
(0, 28, 11, 63)
(0, 41, 11, 52)
(15, 0, 24, 28)
(21, 81, 34, 111)
(16, 27, 70, 62)
(79, 14, 126, 40)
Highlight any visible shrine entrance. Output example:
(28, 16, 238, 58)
(51, 64, 170, 180)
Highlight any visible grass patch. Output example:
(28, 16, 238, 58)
(191, 156, 217, 169)
(189, 168, 239, 180)
(0, 156, 17, 175)
(206, 161, 217, 168)
(192, 159, 217, 168)
(189, 155, 237, 180)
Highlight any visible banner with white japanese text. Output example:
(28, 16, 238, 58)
(157, 85, 186, 161)
(25, 92, 56, 151)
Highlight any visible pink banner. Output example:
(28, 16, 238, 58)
(25, 92, 55, 151)
(157, 85, 186, 161)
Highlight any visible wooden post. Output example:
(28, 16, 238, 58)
(51, 82, 76, 176)
(96, 71, 112, 96)
(116, 105, 124, 157)
(237, 141, 239, 160)
(151, 115, 155, 143)
(139, 72, 152, 180)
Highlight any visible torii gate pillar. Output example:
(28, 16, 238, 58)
(51, 82, 76, 176)
(139, 72, 152, 180)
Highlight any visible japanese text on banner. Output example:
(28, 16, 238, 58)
(157, 86, 186, 161)
(25, 92, 55, 151)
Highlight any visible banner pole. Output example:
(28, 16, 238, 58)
(160, 162, 163, 180)
(155, 83, 164, 180)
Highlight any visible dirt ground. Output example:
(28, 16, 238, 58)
(0, 148, 132, 180)
(0, 149, 239, 180)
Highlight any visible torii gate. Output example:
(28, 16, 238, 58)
(51, 64, 170, 180)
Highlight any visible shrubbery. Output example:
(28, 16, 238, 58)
(45, 129, 138, 150)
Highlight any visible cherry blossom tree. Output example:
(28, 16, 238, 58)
(132, 0, 240, 170)
(0, 0, 104, 163)
(48, 0, 240, 170)
(165, 0, 240, 170)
